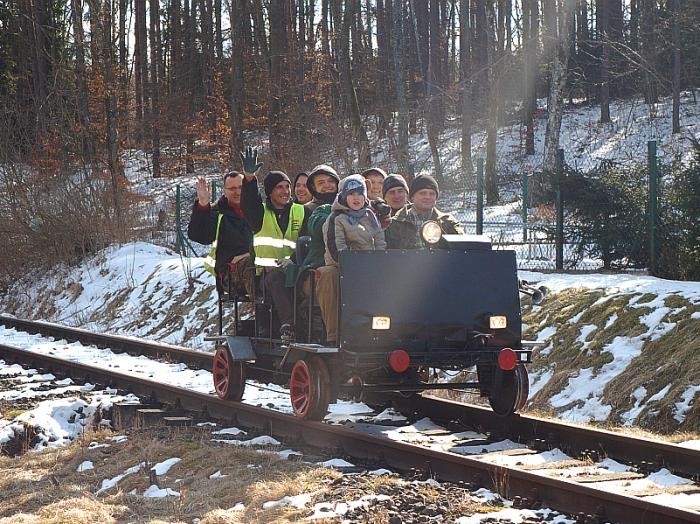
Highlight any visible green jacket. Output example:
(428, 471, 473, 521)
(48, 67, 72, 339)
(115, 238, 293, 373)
(284, 204, 332, 287)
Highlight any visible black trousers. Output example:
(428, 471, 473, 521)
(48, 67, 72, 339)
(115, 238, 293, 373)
(264, 268, 293, 326)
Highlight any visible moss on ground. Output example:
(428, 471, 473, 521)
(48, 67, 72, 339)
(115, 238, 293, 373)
(525, 288, 700, 434)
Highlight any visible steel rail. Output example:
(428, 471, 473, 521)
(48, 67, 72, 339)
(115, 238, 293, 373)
(0, 342, 697, 524)
(408, 396, 700, 479)
(0, 315, 213, 369)
(2, 316, 698, 477)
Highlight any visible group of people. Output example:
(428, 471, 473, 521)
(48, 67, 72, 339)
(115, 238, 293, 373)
(187, 147, 464, 344)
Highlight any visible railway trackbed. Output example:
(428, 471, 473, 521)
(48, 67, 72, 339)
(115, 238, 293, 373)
(1, 315, 699, 523)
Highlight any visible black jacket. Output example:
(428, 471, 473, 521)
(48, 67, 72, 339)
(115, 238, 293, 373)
(187, 196, 253, 273)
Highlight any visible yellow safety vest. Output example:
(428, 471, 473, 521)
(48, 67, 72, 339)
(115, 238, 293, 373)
(253, 203, 305, 272)
(203, 214, 224, 276)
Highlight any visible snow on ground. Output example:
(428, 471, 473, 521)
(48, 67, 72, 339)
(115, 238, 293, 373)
(0, 338, 698, 514)
(0, 364, 136, 450)
(1, 239, 698, 429)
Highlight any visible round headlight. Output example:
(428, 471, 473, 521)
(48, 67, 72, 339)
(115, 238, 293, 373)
(420, 221, 443, 245)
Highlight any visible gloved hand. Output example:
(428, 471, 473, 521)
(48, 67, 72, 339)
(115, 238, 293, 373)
(240, 146, 263, 175)
(275, 257, 293, 269)
(371, 197, 392, 218)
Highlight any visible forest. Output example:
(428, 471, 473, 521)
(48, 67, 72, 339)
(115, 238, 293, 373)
(0, 0, 698, 279)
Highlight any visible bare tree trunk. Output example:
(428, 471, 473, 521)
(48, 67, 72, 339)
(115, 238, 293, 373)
(293, 0, 305, 108)
(183, 0, 195, 173)
(629, 0, 639, 52)
(99, 0, 125, 233)
(641, 0, 657, 103)
(407, 0, 423, 134)
(268, 0, 288, 164)
(599, 0, 611, 122)
(307, 0, 316, 55)
(72, 0, 94, 158)
(340, 0, 370, 166)
(88, 0, 101, 63)
(230, 0, 244, 158)
(149, 0, 161, 177)
(671, 0, 680, 133)
(392, 0, 410, 175)
(321, 0, 330, 57)
(459, 0, 472, 178)
(485, 1, 498, 205)
(170, 0, 182, 92)
(134, 0, 148, 143)
(543, 0, 572, 172)
(522, 0, 536, 155)
(201, 0, 216, 130)
(414, 0, 429, 96)
(427, 0, 443, 183)
(215, 0, 223, 61)
(577, 0, 593, 102)
(251, 0, 270, 60)
(376, 0, 390, 138)
(118, 0, 129, 135)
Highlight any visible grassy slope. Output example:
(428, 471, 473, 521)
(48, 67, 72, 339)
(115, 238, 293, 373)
(523, 289, 700, 433)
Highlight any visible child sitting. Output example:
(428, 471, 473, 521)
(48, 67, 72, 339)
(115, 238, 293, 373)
(316, 175, 386, 345)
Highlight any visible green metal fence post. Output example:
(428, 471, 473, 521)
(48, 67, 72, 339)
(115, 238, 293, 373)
(476, 159, 484, 235)
(211, 180, 218, 200)
(648, 140, 658, 275)
(555, 148, 565, 270)
(175, 184, 182, 254)
(521, 171, 528, 242)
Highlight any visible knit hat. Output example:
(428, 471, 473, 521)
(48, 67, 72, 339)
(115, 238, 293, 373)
(382, 173, 409, 197)
(307, 164, 340, 198)
(409, 174, 439, 199)
(338, 174, 368, 206)
(264, 170, 291, 197)
(361, 167, 387, 180)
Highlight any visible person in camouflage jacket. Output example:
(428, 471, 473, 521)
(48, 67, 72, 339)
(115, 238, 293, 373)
(385, 174, 464, 250)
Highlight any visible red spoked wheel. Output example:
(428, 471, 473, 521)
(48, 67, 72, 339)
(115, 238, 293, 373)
(486, 363, 529, 416)
(213, 345, 246, 401)
(289, 356, 331, 420)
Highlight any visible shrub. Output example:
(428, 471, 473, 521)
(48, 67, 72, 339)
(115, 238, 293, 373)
(562, 163, 648, 270)
(0, 160, 135, 292)
(657, 143, 700, 280)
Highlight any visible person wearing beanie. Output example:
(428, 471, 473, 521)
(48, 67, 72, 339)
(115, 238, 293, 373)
(188, 171, 254, 299)
(361, 167, 387, 200)
(306, 164, 340, 213)
(262, 170, 292, 200)
(317, 175, 386, 344)
(409, 174, 439, 199)
(239, 146, 310, 339)
(382, 173, 410, 215)
(293, 172, 312, 205)
(385, 173, 464, 250)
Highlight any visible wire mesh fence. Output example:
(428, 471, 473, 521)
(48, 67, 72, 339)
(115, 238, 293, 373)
(139, 140, 690, 276)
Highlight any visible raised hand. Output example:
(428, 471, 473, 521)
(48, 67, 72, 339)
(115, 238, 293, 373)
(240, 146, 263, 176)
(195, 176, 211, 206)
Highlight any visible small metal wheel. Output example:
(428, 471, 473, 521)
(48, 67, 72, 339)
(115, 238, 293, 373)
(487, 363, 529, 416)
(212, 345, 246, 401)
(289, 356, 331, 420)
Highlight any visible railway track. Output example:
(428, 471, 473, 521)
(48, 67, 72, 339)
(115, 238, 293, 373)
(1, 316, 698, 523)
